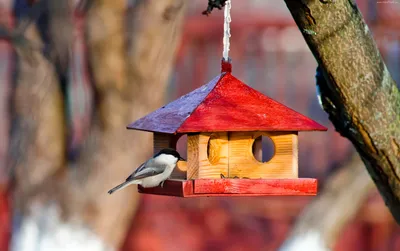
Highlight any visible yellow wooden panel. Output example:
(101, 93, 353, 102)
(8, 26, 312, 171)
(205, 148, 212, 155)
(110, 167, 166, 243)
(187, 132, 229, 179)
(199, 132, 229, 179)
(187, 134, 200, 179)
(228, 131, 298, 179)
(291, 132, 299, 177)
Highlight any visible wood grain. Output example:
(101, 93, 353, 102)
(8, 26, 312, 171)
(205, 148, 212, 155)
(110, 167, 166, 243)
(228, 132, 298, 179)
(187, 134, 200, 179)
(187, 132, 229, 179)
(153, 132, 177, 152)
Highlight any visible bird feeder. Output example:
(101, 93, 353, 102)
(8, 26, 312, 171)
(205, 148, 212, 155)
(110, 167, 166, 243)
(127, 0, 327, 197)
(127, 60, 327, 197)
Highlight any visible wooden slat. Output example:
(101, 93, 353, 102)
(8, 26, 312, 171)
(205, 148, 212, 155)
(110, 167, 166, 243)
(153, 132, 176, 153)
(187, 134, 200, 179)
(291, 131, 299, 177)
(194, 178, 317, 195)
(187, 132, 229, 179)
(199, 132, 229, 178)
(138, 178, 317, 197)
(228, 132, 298, 179)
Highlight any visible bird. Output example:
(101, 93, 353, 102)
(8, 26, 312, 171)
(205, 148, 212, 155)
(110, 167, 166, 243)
(107, 148, 185, 194)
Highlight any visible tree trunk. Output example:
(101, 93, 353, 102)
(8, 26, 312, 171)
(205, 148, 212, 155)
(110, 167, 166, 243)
(10, 1, 186, 250)
(282, 0, 400, 223)
(279, 155, 375, 251)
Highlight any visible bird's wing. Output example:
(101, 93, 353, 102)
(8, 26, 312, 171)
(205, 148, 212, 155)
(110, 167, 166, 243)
(125, 162, 145, 181)
(133, 161, 147, 174)
(126, 160, 166, 181)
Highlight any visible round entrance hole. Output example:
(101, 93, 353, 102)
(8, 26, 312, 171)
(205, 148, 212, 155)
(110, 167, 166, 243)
(252, 135, 275, 163)
(175, 134, 187, 160)
(207, 134, 222, 165)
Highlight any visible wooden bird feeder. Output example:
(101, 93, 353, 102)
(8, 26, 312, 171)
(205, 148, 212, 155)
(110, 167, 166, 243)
(127, 61, 327, 197)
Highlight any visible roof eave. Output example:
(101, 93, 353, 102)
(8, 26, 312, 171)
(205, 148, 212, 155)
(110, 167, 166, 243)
(125, 126, 328, 134)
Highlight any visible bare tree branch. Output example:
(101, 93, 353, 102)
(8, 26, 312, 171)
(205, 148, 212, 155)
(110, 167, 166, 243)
(10, 24, 66, 214)
(37, 0, 73, 75)
(61, 0, 187, 247)
(0, 24, 42, 57)
(283, 0, 400, 223)
(279, 154, 375, 250)
(10, 1, 187, 250)
(0, 0, 72, 71)
(0, 0, 46, 46)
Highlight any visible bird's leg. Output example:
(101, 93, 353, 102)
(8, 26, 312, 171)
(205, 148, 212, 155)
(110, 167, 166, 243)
(160, 180, 165, 188)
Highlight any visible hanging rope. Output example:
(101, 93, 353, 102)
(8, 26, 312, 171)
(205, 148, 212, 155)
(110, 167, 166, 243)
(201, 0, 232, 72)
(222, 0, 231, 62)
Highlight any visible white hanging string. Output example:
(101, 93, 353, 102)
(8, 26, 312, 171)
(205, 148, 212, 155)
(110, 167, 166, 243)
(222, 0, 232, 61)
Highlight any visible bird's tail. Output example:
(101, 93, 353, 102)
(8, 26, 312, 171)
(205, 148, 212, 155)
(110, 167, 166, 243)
(108, 180, 139, 194)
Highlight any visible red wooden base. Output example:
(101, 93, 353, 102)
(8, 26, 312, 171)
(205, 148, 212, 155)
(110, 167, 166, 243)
(138, 178, 318, 197)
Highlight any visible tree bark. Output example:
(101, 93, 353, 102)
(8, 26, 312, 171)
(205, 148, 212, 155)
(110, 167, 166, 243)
(10, 1, 186, 250)
(10, 21, 68, 251)
(10, 24, 66, 213)
(283, 0, 400, 223)
(279, 155, 375, 251)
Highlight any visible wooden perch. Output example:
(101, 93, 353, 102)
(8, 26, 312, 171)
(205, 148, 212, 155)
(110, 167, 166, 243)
(283, 0, 400, 223)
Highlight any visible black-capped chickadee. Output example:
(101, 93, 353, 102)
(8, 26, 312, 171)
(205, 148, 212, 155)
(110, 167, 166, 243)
(107, 148, 185, 194)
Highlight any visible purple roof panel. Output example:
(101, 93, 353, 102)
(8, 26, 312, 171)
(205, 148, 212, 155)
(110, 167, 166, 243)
(127, 73, 223, 133)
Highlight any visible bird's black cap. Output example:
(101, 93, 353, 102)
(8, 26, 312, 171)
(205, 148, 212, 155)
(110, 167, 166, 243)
(155, 148, 185, 161)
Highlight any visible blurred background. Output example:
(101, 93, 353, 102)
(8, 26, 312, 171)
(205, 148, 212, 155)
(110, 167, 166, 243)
(0, 0, 400, 250)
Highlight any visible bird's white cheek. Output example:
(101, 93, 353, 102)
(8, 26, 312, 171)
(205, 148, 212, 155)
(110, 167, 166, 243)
(155, 154, 178, 165)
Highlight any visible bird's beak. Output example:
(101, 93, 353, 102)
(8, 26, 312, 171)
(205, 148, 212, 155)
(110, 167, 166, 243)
(179, 157, 186, 161)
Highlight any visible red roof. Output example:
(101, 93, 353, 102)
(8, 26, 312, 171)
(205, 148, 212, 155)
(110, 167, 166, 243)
(127, 72, 327, 133)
